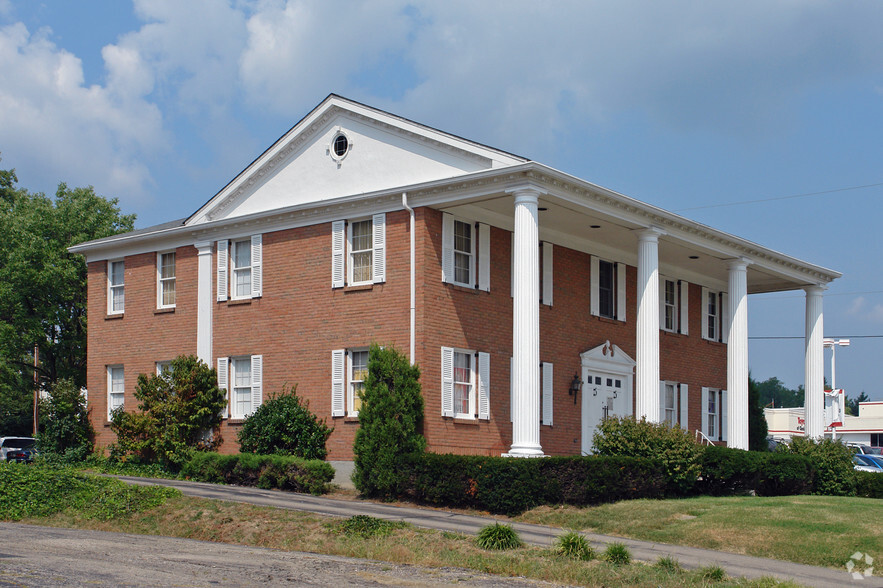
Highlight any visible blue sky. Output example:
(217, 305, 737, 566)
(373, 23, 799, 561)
(2, 1, 882, 401)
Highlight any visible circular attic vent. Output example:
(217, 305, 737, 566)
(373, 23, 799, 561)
(330, 130, 351, 164)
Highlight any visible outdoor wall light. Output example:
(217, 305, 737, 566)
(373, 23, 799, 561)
(569, 372, 582, 404)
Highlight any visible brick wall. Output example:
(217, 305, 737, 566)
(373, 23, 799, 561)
(86, 206, 727, 460)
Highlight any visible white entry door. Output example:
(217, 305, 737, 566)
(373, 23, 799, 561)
(581, 370, 629, 454)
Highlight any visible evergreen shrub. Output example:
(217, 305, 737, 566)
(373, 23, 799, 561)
(352, 344, 426, 499)
(237, 385, 332, 459)
(698, 445, 814, 496)
(777, 437, 855, 496)
(855, 470, 883, 499)
(180, 452, 334, 495)
(592, 416, 702, 495)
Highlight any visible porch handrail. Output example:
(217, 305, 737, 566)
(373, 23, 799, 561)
(694, 429, 714, 446)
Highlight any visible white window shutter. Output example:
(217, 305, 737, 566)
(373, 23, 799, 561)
(680, 383, 689, 430)
(331, 349, 345, 417)
(542, 242, 553, 306)
(510, 232, 515, 297)
(250, 354, 263, 415)
(441, 346, 454, 417)
(701, 287, 710, 340)
(372, 213, 386, 283)
(679, 280, 690, 335)
(441, 213, 454, 284)
(331, 221, 346, 288)
(217, 240, 228, 301)
(590, 255, 600, 316)
(616, 262, 627, 321)
(251, 234, 262, 298)
(509, 356, 514, 422)
(477, 352, 490, 420)
(658, 277, 666, 327)
(217, 357, 229, 418)
(542, 362, 553, 426)
(721, 292, 729, 343)
(659, 381, 667, 422)
(478, 223, 490, 292)
(721, 390, 728, 442)
(701, 387, 710, 437)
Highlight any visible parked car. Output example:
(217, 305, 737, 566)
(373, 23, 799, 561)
(853, 454, 883, 473)
(847, 443, 881, 455)
(0, 437, 37, 462)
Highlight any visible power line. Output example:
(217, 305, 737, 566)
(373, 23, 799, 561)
(750, 335, 883, 340)
(751, 290, 883, 300)
(674, 182, 883, 212)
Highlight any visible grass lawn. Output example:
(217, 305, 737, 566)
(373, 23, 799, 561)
(24, 495, 800, 588)
(517, 494, 882, 570)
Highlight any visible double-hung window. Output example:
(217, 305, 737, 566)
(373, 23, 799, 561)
(442, 213, 490, 291)
(156, 361, 172, 376)
(157, 252, 176, 308)
(216, 355, 263, 419)
(331, 214, 386, 287)
(701, 287, 727, 342)
(107, 366, 124, 419)
(701, 387, 727, 442)
(590, 256, 626, 321)
(330, 348, 370, 417)
(217, 236, 262, 301)
(441, 347, 490, 420)
(662, 279, 677, 332)
(108, 260, 125, 314)
(659, 381, 689, 429)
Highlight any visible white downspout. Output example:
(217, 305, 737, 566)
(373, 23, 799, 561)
(402, 192, 416, 365)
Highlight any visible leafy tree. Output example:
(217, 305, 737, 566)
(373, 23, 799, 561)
(37, 378, 94, 461)
(110, 355, 226, 468)
(352, 344, 426, 499)
(0, 159, 134, 430)
(845, 392, 870, 417)
(754, 376, 804, 409)
(748, 376, 769, 451)
(237, 385, 333, 459)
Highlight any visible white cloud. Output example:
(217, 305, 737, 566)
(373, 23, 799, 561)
(0, 0, 11, 18)
(0, 22, 164, 203)
(847, 297, 866, 315)
(867, 304, 883, 324)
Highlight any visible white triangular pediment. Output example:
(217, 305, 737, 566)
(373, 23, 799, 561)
(580, 340, 636, 374)
(187, 95, 525, 225)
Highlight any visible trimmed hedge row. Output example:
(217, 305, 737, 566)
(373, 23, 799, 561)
(398, 453, 667, 515)
(180, 452, 334, 495)
(856, 471, 883, 499)
(697, 445, 814, 496)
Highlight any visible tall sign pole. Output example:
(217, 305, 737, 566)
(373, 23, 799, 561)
(33, 344, 38, 436)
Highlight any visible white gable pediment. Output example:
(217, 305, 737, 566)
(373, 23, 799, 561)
(580, 340, 636, 375)
(188, 96, 525, 225)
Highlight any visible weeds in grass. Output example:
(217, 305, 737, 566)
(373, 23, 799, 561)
(603, 541, 631, 566)
(555, 531, 595, 561)
(699, 565, 727, 581)
(655, 555, 682, 572)
(476, 523, 523, 550)
(334, 515, 409, 538)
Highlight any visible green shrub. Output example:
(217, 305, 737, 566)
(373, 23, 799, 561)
(855, 470, 883, 498)
(352, 344, 426, 499)
(699, 445, 761, 495)
(110, 355, 226, 469)
(756, 452, 814, 496)
(0, 463, 178, 521)
(699, 565, 726, 581)
(556, 531, 594, 560)
(334, 515, 409, 538)
(593, 416, 702, 495)
(603, 542, 631, 566)
(37, 378, 94, 461)
(777, 437, 855, 496)
(476, 523, 522, 550)
(237, 386, 332, 459)
(179, 452, 334, 495)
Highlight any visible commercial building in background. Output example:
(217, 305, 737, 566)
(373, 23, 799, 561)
(70, 95, 840, 460)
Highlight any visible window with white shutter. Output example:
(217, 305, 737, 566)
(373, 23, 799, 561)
(216, 240, 228, 301)
(542, 362, 553, 425)
(443, 213, 488, 290)
(701, 288, 726, 342)
(331, 349, 346, 417)
(218, 236, 262, 300)
(541, 242, 553, 306)
(591, 256, 627, 321)
(477, 352, 490, 420)
(334, 214, 386, 287)
(108, 260, 125, 314)
(217, 357, 229, 418)
(107, 365, 124, 419)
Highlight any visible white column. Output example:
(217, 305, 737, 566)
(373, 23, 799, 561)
(196, 242, 213, 364)
(506, 187, 543, 457)
(804, 285, 826, 440)
(727, 258, 749, 450)
(635, 228, 662, 421)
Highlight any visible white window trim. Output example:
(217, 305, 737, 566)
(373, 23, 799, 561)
(156, 360, 172, 376)
(107, 260, 125, 315)
(541, 361, 554, 425)
(441, 346, 489, 420)
(701, 287, 727, 342)
(347, 348, 369, 417)
(333, 214, 386, 288)
(660, 382, 690, 430)
(219, 354, 263, 420)
(443, 213, 490, 291)
(219, 235, 262, 301)
(107, 365, 124, 420)
(701, 387, 727, 441)
(590, 256, 626, 321)
(231, 239, 252, 300)
(660, 277, 678, 333)
(156, 251, 176, 309)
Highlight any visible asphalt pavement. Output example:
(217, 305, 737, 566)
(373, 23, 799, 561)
(114, 475, 880, 588)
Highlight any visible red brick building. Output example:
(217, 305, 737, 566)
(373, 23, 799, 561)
(71, 95, 840, 461)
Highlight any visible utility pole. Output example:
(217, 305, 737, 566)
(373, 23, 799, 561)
(33, 344, 39, 437)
